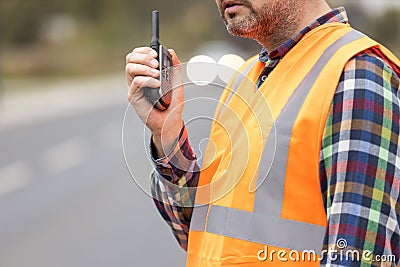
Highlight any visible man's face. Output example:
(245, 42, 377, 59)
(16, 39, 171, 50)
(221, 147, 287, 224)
(215, 0, 301, 40)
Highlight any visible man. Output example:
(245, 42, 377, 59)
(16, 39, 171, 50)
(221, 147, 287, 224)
(125, 0, 400, 266)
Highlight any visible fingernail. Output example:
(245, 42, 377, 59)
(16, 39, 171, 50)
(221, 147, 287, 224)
(150, 50, 157, 57)
(151, 68, 159, 75)
(151, 59, 158, 67)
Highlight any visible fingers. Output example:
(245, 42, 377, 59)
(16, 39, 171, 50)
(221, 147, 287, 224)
(126, 47, 158, 65)
(125, 63, 160, 85)
(126, 52, 159, 68)
(125, 46, 160, 88)
(128, 76, 161, 102)
(126, 47, 183, 107)
(133, 47, 157, 56)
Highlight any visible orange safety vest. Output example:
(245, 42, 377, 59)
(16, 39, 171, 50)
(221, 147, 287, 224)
(186, 23, 400, 266)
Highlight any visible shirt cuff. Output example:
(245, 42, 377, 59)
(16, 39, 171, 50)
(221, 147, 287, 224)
(150, 124, 197, 183)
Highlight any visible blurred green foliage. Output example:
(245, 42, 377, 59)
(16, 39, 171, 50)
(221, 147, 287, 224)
(0, 0, 399, 78)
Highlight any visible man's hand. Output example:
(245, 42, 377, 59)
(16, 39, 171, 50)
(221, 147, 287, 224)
(125, 47, 184, 158)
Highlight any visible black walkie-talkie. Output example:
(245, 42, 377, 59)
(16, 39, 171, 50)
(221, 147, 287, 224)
(145, 10, 173, 111)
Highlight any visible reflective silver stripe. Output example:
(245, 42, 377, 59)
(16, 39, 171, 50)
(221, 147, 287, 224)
(190, 59, 258, 231)
(190, 204, 210, 231)
(190, 59, 259, 231)
(216, 57, 258, 119)
(192, 30, 366, 251)
(254, 30, 365, 215)
(206, 205, 326, 251)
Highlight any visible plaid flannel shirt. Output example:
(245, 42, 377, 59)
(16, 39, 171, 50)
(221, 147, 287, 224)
(150, 7, 400, 266)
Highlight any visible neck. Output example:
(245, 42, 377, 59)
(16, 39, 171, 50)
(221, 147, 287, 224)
(258, 1, 332, 53)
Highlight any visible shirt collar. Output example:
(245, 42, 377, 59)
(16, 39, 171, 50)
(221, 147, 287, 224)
(259, 7, 348, 63)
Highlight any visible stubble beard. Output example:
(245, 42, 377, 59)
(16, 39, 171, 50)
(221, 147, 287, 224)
(223, 7, 261, 39)
(221, 0, 301, 49)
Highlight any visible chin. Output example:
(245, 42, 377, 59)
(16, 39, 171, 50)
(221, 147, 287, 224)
(225, 19, 257, 38)
(226, 25, 254, 38)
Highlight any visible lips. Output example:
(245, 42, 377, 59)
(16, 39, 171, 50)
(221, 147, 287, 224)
(222, 0, 244, 13)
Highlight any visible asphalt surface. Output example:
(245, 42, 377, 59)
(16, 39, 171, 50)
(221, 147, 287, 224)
(0, 75, 214, 267)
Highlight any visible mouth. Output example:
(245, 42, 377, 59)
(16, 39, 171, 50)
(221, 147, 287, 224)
(222, 0, 244, 14)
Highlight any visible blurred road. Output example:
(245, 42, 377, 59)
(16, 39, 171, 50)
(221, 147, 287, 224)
(0, 75, 188, 267)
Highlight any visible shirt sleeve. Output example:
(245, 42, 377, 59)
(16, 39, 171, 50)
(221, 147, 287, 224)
(150, 125, 200, 251)
(319, 49, 400, 266)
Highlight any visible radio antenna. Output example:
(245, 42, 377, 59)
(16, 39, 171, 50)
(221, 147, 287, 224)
(151, 10, 160, 48)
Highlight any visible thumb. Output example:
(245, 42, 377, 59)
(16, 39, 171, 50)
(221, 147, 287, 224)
(167, 49, 184, 109)
(168, 49, 181, 66)
(168, 49, 183, 90)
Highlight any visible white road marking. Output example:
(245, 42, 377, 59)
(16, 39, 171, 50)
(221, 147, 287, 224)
(0, 161, 31, 196)
(41, 137, 88, 175)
